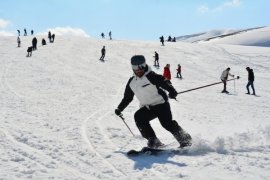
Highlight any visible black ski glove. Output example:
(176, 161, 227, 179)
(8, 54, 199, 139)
(115, 109, 122, 116)
(168, 91, 178, 99)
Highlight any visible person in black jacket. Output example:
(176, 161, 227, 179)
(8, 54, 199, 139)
(114, 55, 192, 148)
(26, 46, 32, 57)
(32, 37, 37, 50)
(246, 67, 256, 95)
(160, 36, 164, 46)
(42, 38, 46, 46)
(48, 31, 52, 42)
(17, 36, 21, 47)
(99, 46, 106, 61)
(51, 34, 55, 43)
(153, 51, 159, 67)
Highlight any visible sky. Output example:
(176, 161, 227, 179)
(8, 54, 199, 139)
(0, 0, 269, 40)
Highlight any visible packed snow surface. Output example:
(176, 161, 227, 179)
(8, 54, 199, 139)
(0, 35, 270, 179)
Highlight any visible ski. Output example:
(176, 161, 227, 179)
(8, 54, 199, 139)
(127, 146, 190, 156)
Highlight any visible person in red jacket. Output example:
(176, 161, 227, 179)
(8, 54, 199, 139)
(163, 64, 171, 83)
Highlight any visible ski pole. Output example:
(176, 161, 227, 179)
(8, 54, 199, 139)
(118, 114, 135, 137)
(177, 76, 240, 94)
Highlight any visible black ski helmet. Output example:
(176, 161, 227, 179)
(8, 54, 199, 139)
(131, 55, 146, 70)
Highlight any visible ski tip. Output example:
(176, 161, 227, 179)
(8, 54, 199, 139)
(127, 149, 140, 156)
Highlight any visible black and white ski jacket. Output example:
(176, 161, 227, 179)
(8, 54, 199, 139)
(117, 66, 177, 111)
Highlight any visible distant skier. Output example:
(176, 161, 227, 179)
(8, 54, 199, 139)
(101, 32, 105, 39)
(31, 30, 34, 35)
(17, 36, 21, 47)
(42, 38, 46, 46)
(32, 37, 37, 50)
(246, 67, 256, 95)
(172, 37, 176, 42)
(176, 64, 182, 79)
(220, 67, 234, 93)
(167, 36, 172, 42)
(17, 30, 20, 36)
(114, 55, 192, 149)
(163, 64, 171, 84)
(51, 34, 55, 43)
(99, 46, 106, 61)
(24, 28, 27, 36)
(160, 36, 164, 46)
(153, 51, 159, 67)
(26, 46, 32, 57)
(48, 31, 52, 42)
(109, 31, 112, 40)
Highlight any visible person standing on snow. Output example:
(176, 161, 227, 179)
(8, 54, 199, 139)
(114, 55, 192, 149)
(160, 36, 164, 46)
(51, 34, 55, 43)
(32, 37, 37, 51)
(220, 67, 234, 93)
(101, 32, 105, 39)
(99, 46, 106, 61)
(163, 64, 172, 84)
(176, 64, 182, 79)
(48, 31, 52, 42)
(153, 51, 159, 67)
(24, 28, 27, 36)
(246, 67, 256, 95)
(17, 36, 21, 47)
(109, 31, 112, 40)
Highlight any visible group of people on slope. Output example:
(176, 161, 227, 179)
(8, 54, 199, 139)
(153, 51, 182, 80)
(159, 35, 177, 46)
(220, 67, 255, 95)
(17, 28, 34, 36)
(24, 31, 55, 57)
(101, 31, 112, 40)
(114, 55, 256, 149)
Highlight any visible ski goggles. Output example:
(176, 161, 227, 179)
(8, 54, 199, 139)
(132, 63, 146, 71)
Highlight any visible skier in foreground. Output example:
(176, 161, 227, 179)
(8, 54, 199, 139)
(115, 55, 192, 149)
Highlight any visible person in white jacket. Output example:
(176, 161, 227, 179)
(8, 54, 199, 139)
(220, 67, 234, 93)
(115, 55, 192, 149)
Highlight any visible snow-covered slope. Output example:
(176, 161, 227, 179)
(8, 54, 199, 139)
(177, 26, 270, 47)
(204, 26, 270, 47)
(176, 29, 239, 43)
(0, 35, 270, 179)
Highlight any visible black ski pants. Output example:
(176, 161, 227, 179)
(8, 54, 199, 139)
(246, 80, 255, 94)
(100, 53, 105, 60)
(222, 80, 227, 91)
(134, 102, 181, 140)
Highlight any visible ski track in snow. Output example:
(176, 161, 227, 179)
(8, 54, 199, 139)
(81, 110, 127, 178)
(0, 129, 90, 179)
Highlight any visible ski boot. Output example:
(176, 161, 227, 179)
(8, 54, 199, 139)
(173, 129, 192, 148)
(147, 137, 164, 149)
